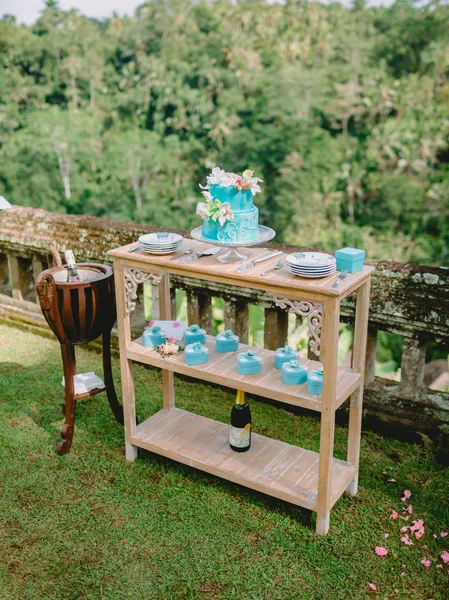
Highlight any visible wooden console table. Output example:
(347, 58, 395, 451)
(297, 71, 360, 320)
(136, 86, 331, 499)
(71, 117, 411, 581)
(108, 241, 374, 535)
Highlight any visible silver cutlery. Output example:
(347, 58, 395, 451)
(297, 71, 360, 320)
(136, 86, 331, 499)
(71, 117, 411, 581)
(182, 247, 221, 263)
(261, 259, 284, 277)
(333, 270, 348, 288)
(170, 246, 194, 260)
(237, 251, 283, 273)
(128, 244, 140, 253)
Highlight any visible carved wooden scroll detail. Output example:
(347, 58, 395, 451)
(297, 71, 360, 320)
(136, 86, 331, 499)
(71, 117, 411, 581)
(273, 297, 323, 357)
(124, 267, 163, 314)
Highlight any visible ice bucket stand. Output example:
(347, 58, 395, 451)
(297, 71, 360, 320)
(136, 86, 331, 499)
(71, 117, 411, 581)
(36, 249, 124, 455)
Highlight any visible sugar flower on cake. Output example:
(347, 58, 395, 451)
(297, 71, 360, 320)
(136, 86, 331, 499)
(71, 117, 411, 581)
(196, 194, 234, 225)
(201, 166, 263, 196)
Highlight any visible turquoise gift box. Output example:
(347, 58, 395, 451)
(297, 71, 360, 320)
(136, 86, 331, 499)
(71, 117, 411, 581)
(335, 247, 365, 274)
(307, 368, 324, 395)
(275, 345, 297, 369)
(237, 350, 262, 375)
(142, 325, 167, 348)
(216, 329, 239, 353)
(185, 342, 209, 366)
(282, 360, 308, 385)
(183, 324, 206, 345)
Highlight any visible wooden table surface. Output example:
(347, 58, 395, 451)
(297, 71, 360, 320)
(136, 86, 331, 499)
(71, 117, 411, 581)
(108, 239, 374, 301)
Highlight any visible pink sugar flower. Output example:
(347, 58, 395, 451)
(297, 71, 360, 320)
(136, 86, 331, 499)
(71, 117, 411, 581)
(441, 551, 449, 564)
(390, 510, 399, 520)
(375, 546, 388, 556)
(401, 490, 411, 501)
(368, 583, 377, 591)
(421, 559, 431, 568)
(441, 532, 448, 538)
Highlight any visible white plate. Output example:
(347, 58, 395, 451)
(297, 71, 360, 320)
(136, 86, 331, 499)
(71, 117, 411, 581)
(286, 252, 336, 268)
(139, 248, 180, 255)
(286, 266, 336, 274)
(139, 244, 182, 249)
(287, 270, 336, 279)
(138, 232, 183, 245)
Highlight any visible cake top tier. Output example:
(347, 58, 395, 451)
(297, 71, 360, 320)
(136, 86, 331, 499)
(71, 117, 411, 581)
(202, 167, 263, 195)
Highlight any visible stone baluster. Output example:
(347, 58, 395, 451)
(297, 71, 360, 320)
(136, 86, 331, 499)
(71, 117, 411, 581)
(224, 297, 248, 344)
(264, 307, 288, 350)
(186, 289, 212, 331)
(0, 252, 10, 295)
(8, 254, 35, 302)
(364, 327, 378, 385)
(399, 336, 427, 399)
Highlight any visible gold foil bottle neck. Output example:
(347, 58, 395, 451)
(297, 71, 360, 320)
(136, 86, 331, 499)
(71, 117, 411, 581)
(235, 389, 246, 405)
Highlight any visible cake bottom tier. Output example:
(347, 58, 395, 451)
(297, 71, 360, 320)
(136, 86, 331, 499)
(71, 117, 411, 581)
(202, 206, 260, 244)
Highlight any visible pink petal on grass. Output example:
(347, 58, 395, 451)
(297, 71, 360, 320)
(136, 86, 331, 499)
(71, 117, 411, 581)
(388, 478, 396, 482)
(441, 532, 448, 538)
(415, 527, 425, 539)
(421, 559, 431, 568)
(433, 534, 438, 539)
(368, 583, 377, 591)
(393, 591, 399, 595)
(383, 533, 389, 539)
(400, 526, 408, 533)
(423, 545, 428, 549)
(436, 564, 443, 569)
(401, 490, 411, 502)
(405, 504, 413, 514)
(441, 551, 449, 564)
(390, 511, 399, 520)
(375, 546, 388, 556)
(400, 534, 414, 546)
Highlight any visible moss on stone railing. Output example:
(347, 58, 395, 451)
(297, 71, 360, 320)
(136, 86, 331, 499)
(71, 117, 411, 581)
(1, 206, 448, 446)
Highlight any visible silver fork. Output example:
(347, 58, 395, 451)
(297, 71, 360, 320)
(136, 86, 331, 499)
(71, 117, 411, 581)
(333, 270, 348, 288)
(170, 246, 194, 260)
(261, 260, 283, 276)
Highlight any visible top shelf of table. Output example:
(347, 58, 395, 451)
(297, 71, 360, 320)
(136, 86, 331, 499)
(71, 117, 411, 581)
(108, 240, 374, 300)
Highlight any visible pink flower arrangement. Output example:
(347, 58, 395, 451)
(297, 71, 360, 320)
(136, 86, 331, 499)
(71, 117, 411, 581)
(157, 337, 181, 358)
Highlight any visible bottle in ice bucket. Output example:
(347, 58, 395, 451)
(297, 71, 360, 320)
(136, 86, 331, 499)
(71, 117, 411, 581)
(229, 390, 251, 452)
(64, 250, 81, 282)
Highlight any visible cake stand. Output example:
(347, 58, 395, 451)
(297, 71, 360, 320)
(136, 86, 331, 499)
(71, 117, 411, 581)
(190, 225, 276, 263)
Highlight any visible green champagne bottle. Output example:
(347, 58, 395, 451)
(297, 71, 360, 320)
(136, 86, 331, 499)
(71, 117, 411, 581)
(229, 390, 251, 452)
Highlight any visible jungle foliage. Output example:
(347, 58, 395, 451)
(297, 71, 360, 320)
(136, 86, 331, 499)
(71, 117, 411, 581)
(1, 0, 448, 264)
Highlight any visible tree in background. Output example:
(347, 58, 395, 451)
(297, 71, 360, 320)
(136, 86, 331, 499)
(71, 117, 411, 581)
(0, 0, 448, 265)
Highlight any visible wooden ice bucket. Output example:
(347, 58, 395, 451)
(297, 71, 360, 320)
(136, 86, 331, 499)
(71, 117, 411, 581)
(36, 263, 116, 346)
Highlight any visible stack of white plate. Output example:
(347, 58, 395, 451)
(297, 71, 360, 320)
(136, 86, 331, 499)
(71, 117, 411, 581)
(286, 252, 336, 278)
(138, 232, 183, 254)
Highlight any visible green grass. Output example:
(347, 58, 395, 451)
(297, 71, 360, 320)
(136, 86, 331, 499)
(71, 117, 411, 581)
(0, 324, 448, 600)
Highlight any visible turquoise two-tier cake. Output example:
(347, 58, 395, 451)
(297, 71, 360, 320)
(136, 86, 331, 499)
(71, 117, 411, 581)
(196, 167, 263, 244)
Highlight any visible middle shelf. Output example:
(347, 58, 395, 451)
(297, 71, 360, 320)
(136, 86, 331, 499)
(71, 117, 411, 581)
(126, 335, 361, 412)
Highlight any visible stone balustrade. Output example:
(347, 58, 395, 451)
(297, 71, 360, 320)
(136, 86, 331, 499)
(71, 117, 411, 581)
(1, 206, 448, 446)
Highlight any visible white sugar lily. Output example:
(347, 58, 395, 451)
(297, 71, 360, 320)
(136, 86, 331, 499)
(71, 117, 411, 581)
(196, 202, 209, 219)
(201, 190, 213, 202)
(217, 202, 234, 226)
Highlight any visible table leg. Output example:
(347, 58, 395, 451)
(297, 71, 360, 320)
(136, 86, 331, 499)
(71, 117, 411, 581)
(316, 297, 340, 535)
(159, 273, 174, 409)
(346, 277, 371, 496)
(102, 329, 124, 425)
(114, 260, 138, 462)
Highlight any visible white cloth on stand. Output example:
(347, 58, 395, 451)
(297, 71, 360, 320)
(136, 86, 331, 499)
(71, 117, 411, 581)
(61, 372, 105, 395)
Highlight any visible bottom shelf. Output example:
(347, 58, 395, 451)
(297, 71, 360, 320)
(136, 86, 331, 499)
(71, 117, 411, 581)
(131, 408, 356, 512)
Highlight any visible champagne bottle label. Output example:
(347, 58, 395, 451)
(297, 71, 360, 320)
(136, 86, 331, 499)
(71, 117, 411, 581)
(229, 423, 251, 448)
